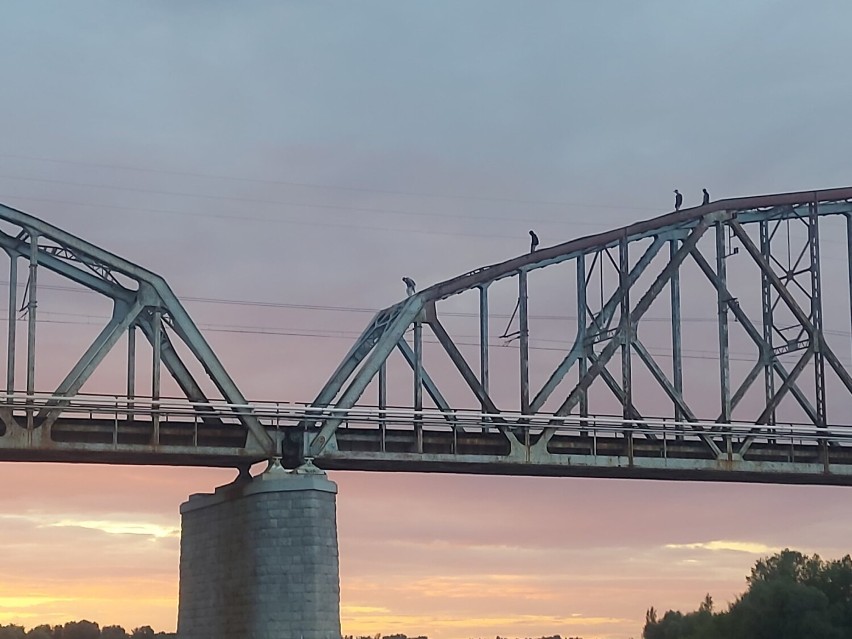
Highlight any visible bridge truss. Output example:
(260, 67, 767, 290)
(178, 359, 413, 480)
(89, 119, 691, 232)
(2, 190, 852, 485)
(299, 187, 852, 484)
(0, 202, 274, 465)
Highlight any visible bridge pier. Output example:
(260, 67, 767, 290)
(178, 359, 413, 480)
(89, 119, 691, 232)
(177, 461, 341, 639)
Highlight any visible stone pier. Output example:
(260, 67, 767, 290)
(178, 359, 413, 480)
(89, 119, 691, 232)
(177, 463, 341, 639)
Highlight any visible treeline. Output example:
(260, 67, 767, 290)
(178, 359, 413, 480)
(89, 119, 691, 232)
(0, 623, 174, 639)
(644, 549, 852, 639)
(345, 635, 580, 639)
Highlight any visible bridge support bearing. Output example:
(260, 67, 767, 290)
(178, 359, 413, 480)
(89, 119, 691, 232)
(177, 463, 341, 639)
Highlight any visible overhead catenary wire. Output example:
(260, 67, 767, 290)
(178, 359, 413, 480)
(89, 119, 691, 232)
(0, 152, 659, 211)
(6, 312, 849, 366)
(4, 279, 849, 335)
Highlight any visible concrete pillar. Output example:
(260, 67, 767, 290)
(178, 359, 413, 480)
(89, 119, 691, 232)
(177, 463, 341, 639)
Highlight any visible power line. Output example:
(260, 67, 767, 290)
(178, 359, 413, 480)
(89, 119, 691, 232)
(0, 193, 521, 241)
(0, 173, 626, 229)
(1, 280, 850, 338)
(0, 152, 659, 212)
(9, 313, 849, 366)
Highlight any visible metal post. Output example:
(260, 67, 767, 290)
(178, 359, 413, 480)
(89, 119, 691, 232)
(577, 253, 588, 418)
(847, 215, 852, 370)
(413, 319, 423, 452)
(151, 309, 162, 444)
(479, 285, 489, 427)
(619, 236, 632, 422)
(759, 220, 776, 426)
(127, 325, 136, 422)
(519, 270, 530, 413)
(669, 239, 683, 428)
(26, 235, 38, 427)
(716, 222, 731, 422)
(378, 361, 387, 451)
(6, 254, 17, 400)
(808, 203, 826, 428)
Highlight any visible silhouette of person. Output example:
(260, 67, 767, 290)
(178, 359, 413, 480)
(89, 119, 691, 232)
(402, 276, 416, 297)
(702, 188, 710, 205)
(674, 189, 683, 211)
(529, 230, 539, 252)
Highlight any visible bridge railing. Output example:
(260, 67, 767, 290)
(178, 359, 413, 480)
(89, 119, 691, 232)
(3, 391, 850, 461)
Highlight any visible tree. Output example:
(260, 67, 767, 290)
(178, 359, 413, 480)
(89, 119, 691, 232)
(102, 626, 129, 639)
(645, 550, 852, 639)
(0, 625, 26, 639)
(130, 628, 155, 638)
(61, 621, 99, 639)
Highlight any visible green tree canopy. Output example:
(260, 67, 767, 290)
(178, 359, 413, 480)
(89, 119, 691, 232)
(644, 550, 852, 639)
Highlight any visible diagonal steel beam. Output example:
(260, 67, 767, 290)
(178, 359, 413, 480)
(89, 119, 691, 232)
(631, 339, 695, 421)
(38, 299, 145, 429)
(631, 338, 722, 456)
(730, 220, 852, 396)
(162, 291, 273, 453)
(550, 218, 711, 423)
(529, 235, 667, 413)
(739, 348, 814, 456)
(586, 350, 646, 422)
(689, 250, 819, 424)
(395, 338, 457, 419)
(308, 297, 424, 457)
(425, 306, 502, 417)
(305, 307, 398, 415)
(728, 360, 765, 416)
(755, 348, 813, 425)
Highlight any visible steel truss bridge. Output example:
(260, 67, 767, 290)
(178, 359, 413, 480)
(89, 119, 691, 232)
(1, 188, 852, 485)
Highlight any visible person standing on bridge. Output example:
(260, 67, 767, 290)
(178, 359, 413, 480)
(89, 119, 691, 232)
(529, 230, 539, 252)
(702, 188, 710, 205)
(674, 189, 683, 211)
(402, 276, 416, 297)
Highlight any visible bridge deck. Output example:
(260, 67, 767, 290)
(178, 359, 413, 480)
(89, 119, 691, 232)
(2, 397, 852, 485)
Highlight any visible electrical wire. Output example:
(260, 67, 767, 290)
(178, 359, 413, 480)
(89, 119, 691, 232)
(0, 152, 659, 211)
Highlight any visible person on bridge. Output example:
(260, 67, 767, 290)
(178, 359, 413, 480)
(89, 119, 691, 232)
(702, 188, 711, 205)
(674, 189, 683, 211)
(529, 230, 539, 252)
(402, 276, 416, 297)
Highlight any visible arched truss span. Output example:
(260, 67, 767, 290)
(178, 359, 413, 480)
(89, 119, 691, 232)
(301, 187, 852, 484)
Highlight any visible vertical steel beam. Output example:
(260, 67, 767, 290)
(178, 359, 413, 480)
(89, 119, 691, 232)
(716, 223, 731, 422)
(6, 253, 16, 398)
(669, 239, 683, 426)
(479, 284, 489, 418)
(151, 309, 162, 444)
(413, 319, 423, 452)
(378, 361, 387, 448)
(518, 270, 530, 413)
(759, 220, 776, 425)
(809, 203, 826, 428)
(619, 236, 632, 421)
(576, 253, 588, 418)
(24, 235, 38, 428)
(25, 234, 38, 404)
(846, 213, 852, 371)
(127, 324, 136, 421)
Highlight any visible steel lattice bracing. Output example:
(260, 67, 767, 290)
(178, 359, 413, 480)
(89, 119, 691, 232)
(298, 187, 852, 485)
(4, 191, 852, 485)
(0, 202, 275, 465)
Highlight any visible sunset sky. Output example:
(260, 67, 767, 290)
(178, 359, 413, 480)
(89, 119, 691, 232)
(2, 2, 852, 638)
